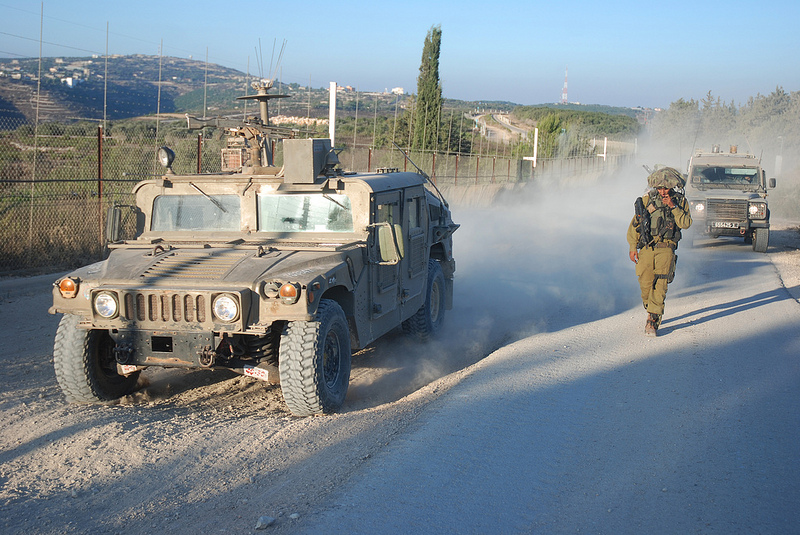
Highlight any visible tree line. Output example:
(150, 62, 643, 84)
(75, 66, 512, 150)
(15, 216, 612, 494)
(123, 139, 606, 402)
(649, 87, 799, 169)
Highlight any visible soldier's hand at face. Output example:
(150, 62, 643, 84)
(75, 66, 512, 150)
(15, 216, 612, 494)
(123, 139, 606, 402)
(657, 187, 676, 208)
(629, 251, 638, 263)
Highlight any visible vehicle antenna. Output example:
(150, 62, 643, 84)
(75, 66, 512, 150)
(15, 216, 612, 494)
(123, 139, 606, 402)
(392, 142, 448, 208)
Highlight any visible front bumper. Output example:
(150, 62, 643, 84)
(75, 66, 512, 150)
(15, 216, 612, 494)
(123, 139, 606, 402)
(110, 329, 216, 368)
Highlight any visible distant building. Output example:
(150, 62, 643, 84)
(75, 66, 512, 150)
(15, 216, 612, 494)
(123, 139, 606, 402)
(391, 87, 404, 95)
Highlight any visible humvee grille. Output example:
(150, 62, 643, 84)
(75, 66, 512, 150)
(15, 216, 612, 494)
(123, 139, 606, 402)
(707, 199, 747, 221)
(124, 292, 207, 324)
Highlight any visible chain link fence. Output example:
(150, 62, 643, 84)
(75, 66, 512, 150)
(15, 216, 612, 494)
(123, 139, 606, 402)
(341, 144, 631, 186)
(0, 115, 632, 275)
(0, 116, 227, 275)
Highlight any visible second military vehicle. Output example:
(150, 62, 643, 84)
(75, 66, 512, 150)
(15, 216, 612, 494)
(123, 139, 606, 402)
(685, 145, 776, 253)
(49, 104, 458, 416)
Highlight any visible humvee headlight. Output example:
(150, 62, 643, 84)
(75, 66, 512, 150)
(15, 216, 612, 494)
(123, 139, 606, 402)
(279, 282, 301, 305)
(94, 292, 118, 318)
(57, 277, 79, 298)
(749, 203, 767, 219)
(213, 294, 239, 322)
(693, 202, 705, 212)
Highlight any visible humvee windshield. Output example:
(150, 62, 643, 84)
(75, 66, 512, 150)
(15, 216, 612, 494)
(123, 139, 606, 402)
(151, 194, 241, 231)
(257, 193, 354, 233)
(691, 166, 759, 185)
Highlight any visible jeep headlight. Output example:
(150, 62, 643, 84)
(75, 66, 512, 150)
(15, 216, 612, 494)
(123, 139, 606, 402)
(749, 202, 767, 219)
(213, 294, 239, 322)
(94, 291, 118, 318)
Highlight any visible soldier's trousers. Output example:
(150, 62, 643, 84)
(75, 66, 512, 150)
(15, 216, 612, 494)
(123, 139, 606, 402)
(635, 246, 675, 320)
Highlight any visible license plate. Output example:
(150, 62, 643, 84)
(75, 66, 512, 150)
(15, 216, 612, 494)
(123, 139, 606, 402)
(119, 364, 139, 375)
(243, 365, 271, 382)
(713, 221, 739, 228)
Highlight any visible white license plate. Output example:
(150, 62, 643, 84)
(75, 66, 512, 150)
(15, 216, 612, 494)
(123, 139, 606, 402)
(243, 365, 271, 382)
(713, 221, 739, 228)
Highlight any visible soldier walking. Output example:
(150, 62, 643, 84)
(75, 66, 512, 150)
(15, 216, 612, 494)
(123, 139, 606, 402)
(627, 167, 692, 336)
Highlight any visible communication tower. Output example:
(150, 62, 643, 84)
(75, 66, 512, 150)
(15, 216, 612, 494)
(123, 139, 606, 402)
(561, 67, 568, 104)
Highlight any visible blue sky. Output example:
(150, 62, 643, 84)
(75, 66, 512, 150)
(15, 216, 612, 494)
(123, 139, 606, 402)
(2, 0, 798, 108)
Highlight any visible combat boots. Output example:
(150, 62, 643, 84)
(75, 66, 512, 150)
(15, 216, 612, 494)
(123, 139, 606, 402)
(644, 313, 660, 337)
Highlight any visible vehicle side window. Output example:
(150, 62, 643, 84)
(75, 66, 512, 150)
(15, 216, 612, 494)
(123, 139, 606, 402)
(408, 197, 421, 231)
(377, 202, 395, 225)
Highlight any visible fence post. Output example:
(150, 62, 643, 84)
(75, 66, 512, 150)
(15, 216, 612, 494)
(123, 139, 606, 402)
(475, 156, 480, 185)
(431, 152, 436, 183)
(98, 125, 104, 246)
(368, 147, 372, 172)
(491, 156, 496, 184)
(197, 133, 202, 173)
(455, 154, 459, 186)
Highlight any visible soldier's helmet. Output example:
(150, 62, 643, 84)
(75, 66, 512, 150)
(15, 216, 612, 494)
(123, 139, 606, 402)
(647, 166, 686, 189)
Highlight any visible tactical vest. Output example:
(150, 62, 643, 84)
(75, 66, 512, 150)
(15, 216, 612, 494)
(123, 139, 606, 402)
(647, 192, 682, 243)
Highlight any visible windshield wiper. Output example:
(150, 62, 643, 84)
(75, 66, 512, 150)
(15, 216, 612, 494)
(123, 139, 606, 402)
(190, 182, 228, 213)
(323, 194, 348, 210)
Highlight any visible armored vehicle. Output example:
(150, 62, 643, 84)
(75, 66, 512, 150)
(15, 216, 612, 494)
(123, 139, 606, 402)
(49, 136, 458, 416)
(685, 145, 776, 252)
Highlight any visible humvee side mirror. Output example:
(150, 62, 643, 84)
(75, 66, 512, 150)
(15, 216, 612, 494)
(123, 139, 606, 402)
(769, 178, 776, 189)
(105, 204, 122, 244)
(372, 222, 404, 265)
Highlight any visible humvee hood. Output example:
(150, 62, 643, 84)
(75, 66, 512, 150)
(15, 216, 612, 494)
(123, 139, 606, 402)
(95, 247, 349, 287)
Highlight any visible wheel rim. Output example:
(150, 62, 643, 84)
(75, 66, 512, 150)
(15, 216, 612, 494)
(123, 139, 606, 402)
(322, 329, 341, 388)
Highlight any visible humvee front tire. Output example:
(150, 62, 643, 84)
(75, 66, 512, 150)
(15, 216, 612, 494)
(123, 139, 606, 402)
(402, 259, 445, 340)
(53, 314, 140, 402)
(279, 299, 351, 416)
(753, 227, 769, 253)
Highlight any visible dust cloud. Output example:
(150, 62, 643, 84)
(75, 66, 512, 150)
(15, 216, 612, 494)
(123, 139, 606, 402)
(348, 164, 650, 408)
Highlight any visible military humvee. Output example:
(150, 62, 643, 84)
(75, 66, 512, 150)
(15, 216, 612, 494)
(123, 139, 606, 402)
(49, 135, 458, 416)
(685, 145, 776, 253)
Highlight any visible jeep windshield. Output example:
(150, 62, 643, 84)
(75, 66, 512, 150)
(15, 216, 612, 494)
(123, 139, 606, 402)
(690, 166, 760, 187)
(257, 193, 354, 233)
(151, 194, 240, 231)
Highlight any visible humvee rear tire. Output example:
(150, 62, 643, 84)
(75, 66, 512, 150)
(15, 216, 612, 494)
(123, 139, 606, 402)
(402, 259, 445, 340)
(753, 227, 769, 253)
(53, 314, 140, 402)
(279, 299, 351, 416)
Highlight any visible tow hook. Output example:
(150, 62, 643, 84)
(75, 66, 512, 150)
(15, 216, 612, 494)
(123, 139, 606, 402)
(198, 346, 216, 367)
(113, 344, 133, 364)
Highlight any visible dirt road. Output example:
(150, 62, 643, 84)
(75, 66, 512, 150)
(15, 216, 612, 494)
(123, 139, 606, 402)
(1, 169, 798, 534)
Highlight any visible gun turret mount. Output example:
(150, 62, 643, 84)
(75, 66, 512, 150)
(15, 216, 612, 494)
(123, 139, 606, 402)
(237, 80, 289, 126)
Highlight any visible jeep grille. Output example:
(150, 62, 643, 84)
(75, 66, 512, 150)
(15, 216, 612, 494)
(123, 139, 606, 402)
(123, 291, 207, 324)
(707, 199, 747, 221)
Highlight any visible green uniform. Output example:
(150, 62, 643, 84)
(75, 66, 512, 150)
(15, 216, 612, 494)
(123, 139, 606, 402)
(627, 191, 692, 325)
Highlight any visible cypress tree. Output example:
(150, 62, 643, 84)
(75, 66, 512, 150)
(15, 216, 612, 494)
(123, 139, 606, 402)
(413, 25, 443, 151)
